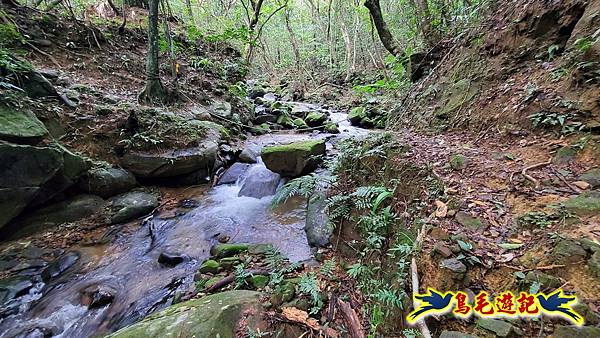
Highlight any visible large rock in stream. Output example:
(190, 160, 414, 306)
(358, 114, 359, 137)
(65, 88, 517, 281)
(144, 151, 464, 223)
(105, 290, 265, 338)
(305, 193, 332, 247)
(261, 139, 326, 177)
(78, 167, 137, 198)
(238, 165, 281, 198)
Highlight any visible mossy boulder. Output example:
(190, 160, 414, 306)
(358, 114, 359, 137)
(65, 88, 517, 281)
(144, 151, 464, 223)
(292, 118, 308, 129)
(579, 168, 600, 188)
(553, 146, 577, 164)
(305, 193, 332, 247)
(0, 105, 48, 144)
(449, 154, 469, 170)
(276, 114, 294, 128)
(551, 326, 600, 338)
(261, 139, 326, 177)
(550, 239, 587, 264)
(588, 251, 600, 278)
(324, 123, 340, 134)
(563, 191, 600, 216)
(250, 275, 269, 289)
(305, 112, 327, 127)
(105, 290, 264, 338)
(77, 167, 137, 198)
(210, 243, 250, 258)
(348, 106, 366, 125)
(524, 270, 561, 288)
(477, 318, 519, 337)
(198, 259, 220, 274)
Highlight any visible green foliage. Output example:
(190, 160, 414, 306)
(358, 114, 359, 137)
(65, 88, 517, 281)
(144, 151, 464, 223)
(227, 81, 247, 97)
(319, 258, 336, 279)
(573, 37, 593, 53)
(264, 247, 300, 286)
(529, 111, 585, 134)
(0, 49, 33, 73)
(233, 264, 251, 289)
(547, 44, 560, 61)
(298, 272, 323, 315)
(0, 19, 24, 48)
(271, 173, 336, 206)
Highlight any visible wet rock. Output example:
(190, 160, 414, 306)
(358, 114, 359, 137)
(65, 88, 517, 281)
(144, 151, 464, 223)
(305, 193, 332, 247)
(292, 117, 308, 129)
(239, 146, 258, 164)
(579, 168, 600, 188)
(109, 191, 159, 224)
(305, 112, 327, 127)
(254, 113, 277, 124)
(440, 258, 467, 278)
(28, 143, 92, 207)
(158, 252, 187, 267)
(563, 191, 600, 216)
(238, 166, 280, 198)
(0, 143, 63, 229)
(449, 153, 469, 170)
(81, 284, 116, 309)
(20, 71, 58, 98)
(440, 331, 480, 338)
(588, 251, 600, 278)
(12, 259, 48, 273)
(324, 122, 340, 134)
(218, 163, 250, 185)
(348, 106, 366, 126)
(7, 195, 105, 239)
(524, 270, 561, 288)
(0, 259, 17, 270)
(41, 251, 79, 282)
(211, 243, 250, 258)
(262, 139, 326, 177)
(553, 146, 577, 164)
(105, 290, 263, 338)
(198, 259, 220, 274)
(477, 318, 519, 337)
(433, 242, 453, 258)
(0, 105, 49, 144)
(248, 87, 266, 99)
(551, 326, 600, 338)
(22, 245, 46, 259)
(550, 239, 587, 264)
(78, 167, 137, 198)
(209, 100, 233, 119)
(0, 276, 34, 305)
(219, 257, 242, 270)
(455, 211, 484, 231)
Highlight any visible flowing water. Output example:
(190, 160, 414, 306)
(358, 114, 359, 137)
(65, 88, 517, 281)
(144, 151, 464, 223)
(0, 104, 365, 338)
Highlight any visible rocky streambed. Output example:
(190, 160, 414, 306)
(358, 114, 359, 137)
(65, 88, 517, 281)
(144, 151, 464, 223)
(0, 95, 369, 337)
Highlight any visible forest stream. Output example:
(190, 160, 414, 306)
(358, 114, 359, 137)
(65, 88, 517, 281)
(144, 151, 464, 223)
(0, 101, 368, 338)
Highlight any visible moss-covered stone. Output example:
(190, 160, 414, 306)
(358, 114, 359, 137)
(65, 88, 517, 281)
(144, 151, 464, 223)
(276, 114, 294, 127)
(262, 139, 326, 177)
(105, 290, 263, 338)
(292, 117, 308, 129)
(563, 191, 600, 216)
(524, 270, 561, 288)
(553, 146, 577, 164)
(248, 244, 274, 254)
(198, 259, 220, 274)
(588, 251, 600, 279)
(449, 153, 469, 170)
(476, 318, 516, 337)
(270, 282, 296, 307)
(305, 112, 327, 127)
(204, 276, 223, 289)
(324, 122, 340, 134)
(210, 243, 250, 258)
(348, 106, 366, 125)
(219, 257, 242, 270)
(579, 168, 600, 188)
(552, 326, 600, 338)
(550, 239, 588, 264)
(455, 211, 484, 230)
(0, 105, 48, 144)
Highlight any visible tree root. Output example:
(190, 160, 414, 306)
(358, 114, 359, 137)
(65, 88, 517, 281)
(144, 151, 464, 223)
(521, 158, 552, 189)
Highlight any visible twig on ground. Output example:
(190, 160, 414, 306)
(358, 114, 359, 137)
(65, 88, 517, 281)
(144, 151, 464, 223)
(521, 158, 552, 189)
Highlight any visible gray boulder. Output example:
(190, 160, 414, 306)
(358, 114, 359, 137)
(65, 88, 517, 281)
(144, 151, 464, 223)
(5, 195, 105, 239)
(121, 143, 219, 178)
(78, 167, 137, 198)
(261, 139, 326, 177)
(579, 168, 600, 188)
(239, 145, 258, 164)
(238, 166, 281, 198)
(218, 163, 250, 185)
(110, 191, 159, 224)
(305, 193, 332, 247)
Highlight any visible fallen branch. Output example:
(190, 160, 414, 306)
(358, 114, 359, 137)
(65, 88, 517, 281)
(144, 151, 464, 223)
(521, 158, 552, 189)
(204, 269, 269, 293)
(337, 299, 365, 338)
(409, 216, 433, 338)
(551, 168, 581, 194)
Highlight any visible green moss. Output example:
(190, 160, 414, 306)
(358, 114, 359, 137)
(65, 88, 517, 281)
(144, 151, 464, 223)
(250, 275, 269, 289)
(563, 191, 600, 215)
(553, 146, 577, 164)
(0, 21, 24, 48)
(292, 117, 308, 129)
(262, 139, 325, 155)
(449, 153, 468, 170)
(324, 123, 339, 134)
(210, 243, 250, 258)
(0, 105, 48, 142)
(198, 259, 220, 274)
(348, 106, 366, 123)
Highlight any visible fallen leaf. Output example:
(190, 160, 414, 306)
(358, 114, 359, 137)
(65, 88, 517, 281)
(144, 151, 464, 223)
(435, 200, 448, 218)
(498, 243, 524, 250)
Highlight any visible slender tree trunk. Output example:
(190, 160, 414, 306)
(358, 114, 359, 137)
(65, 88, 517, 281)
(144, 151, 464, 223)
(413, 0, 438, 46)
(185, 0, 194, 23)
(139, 0, 167, 104)
(284, 9, 301, 70)
(364, 0, 401, 56)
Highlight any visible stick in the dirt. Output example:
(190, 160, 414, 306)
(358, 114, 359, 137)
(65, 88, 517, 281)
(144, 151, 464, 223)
(337, 299, 365, 338)
(410, 217, 433, 338)
(521, 158, 552, 189)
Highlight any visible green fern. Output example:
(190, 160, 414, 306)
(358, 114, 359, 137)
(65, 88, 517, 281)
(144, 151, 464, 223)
(319, 258, 336, 278)
(298, 272, 323, 314)
(271, 173, 336, 206)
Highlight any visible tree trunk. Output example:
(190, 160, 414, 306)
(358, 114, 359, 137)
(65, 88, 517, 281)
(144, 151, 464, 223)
(364, 0, 401, 56)
(139, 0, 167, 104)
(284, 9, 301, 70)
(413, 0, 438, 46)
(185, 0, 194, 23)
